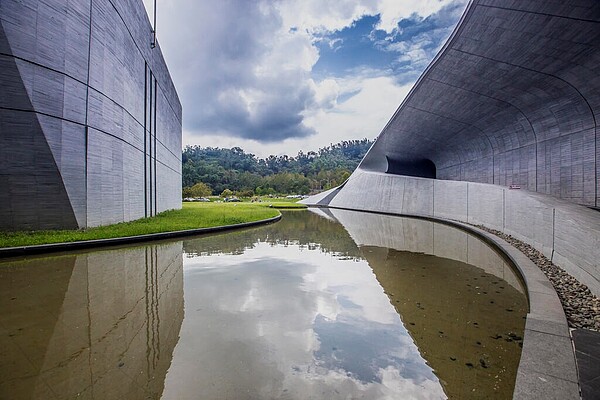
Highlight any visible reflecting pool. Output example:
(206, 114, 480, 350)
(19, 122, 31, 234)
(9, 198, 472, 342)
(0, 210, 527, 399)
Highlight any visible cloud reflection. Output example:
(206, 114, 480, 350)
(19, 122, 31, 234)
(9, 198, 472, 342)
(161, 242, 445, 399)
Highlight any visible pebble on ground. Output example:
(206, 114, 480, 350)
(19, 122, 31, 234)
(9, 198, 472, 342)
(474, 225, 600, 332)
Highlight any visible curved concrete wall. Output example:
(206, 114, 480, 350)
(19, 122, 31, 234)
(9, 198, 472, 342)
(0, 0, 182, 230)
(308, 169, 600, 299)
(360, 0, 600, 208)
(323, 208, 524, 293)
(303, 0, 600, 299)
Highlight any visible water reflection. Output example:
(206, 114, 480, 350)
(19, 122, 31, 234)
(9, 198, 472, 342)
(0, 210, 527, 399)
(328, 209, 527, 398)
(0, 243, 183, 399)
(163, 240, 444, 399)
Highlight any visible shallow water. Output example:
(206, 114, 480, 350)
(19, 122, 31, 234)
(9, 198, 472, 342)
(0, 210, 527, 399)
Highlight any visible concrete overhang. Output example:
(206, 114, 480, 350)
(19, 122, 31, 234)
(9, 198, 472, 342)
(360, 0, 600, 207)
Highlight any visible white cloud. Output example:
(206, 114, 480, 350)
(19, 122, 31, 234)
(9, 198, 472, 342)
(302, 74, 413, 150)
(183, 73, 412, 158)
(163, 240, 445, 399)
(276, 0, 377, 33)
(148, 0, 465, 155)
(376, 0, 452, 33)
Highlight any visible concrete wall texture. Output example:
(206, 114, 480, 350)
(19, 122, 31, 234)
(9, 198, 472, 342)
(360, 0, 600, 208)
(325, 208, 523, 292)
(0, 0, 182, 230)
(312, 169, 600, 299)
(304, 1, 600, 296)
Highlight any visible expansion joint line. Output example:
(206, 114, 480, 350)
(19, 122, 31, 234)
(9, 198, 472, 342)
(84, 0, 94, 227)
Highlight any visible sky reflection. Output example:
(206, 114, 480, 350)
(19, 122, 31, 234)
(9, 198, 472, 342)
(162, 241, 446, 400)
(0, 211, 525, 399)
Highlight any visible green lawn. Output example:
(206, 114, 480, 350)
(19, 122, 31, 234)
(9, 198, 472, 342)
(256, 202, 307, 209)
(244, 196, 308, 209)
(197, 196, 308, 209)
(0, 202, 280, 248)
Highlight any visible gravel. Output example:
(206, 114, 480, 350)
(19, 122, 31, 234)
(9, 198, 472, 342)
(474, 225, 600, 332)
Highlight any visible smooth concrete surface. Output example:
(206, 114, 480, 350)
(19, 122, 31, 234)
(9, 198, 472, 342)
(0, 0, 182, 230)
(313, 207, 580, 399)
(359, 0, 600, 208)
(327, 208, 523, 293)
(304, 169, 600, 299)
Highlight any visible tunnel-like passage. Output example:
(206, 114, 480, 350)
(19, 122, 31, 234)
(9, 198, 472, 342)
(386, 157, 436, 179)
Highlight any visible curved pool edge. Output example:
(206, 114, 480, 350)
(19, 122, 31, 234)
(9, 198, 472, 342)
(309, 205, 579, 399)
(0, 214, 282, 259)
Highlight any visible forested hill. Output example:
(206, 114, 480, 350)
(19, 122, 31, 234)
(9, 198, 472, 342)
(182, 139, 373, 196)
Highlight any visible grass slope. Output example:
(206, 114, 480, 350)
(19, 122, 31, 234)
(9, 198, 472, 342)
(0, 203, 280, 248)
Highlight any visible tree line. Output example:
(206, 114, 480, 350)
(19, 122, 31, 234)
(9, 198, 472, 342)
(182, 139, 373, 197)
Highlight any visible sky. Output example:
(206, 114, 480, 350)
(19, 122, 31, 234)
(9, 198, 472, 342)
(142, 0, 468, 158)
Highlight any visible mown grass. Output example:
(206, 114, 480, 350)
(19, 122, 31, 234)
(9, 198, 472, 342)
(247, 196, 308, 209)
(0, 202, 280, 248)
(256, 202, 307, 209)
(194, 196, 308, 209)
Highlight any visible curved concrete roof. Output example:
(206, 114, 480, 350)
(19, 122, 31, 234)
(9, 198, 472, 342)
(360, 0, 600, 207)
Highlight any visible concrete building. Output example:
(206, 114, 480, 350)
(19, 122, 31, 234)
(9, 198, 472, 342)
(304, 0, 600, 298)
(0, 0, 182, 230)
(359, 0, 600, 207)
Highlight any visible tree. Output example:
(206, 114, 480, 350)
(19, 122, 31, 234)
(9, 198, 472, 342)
(188, 182, 212, 197)
(182, 186, 193, 198)
(181, 139, 374, 195)
(220, 188, 233, 198)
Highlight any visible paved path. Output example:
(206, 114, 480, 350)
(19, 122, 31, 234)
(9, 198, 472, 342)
(573, 329, 600, 399)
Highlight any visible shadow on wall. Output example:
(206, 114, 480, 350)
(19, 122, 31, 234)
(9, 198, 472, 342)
(386, 157, 436, 179)
(0, 242, 184, 400)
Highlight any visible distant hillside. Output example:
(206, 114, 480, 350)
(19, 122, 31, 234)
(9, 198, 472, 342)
(182, 139, 373, 196)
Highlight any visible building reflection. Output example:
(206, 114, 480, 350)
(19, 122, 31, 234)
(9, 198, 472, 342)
(0, 243, 184, 400)
(327, 209, 528, 399)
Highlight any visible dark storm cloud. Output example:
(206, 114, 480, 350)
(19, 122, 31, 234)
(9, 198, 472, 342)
(157, 1, 318, 142)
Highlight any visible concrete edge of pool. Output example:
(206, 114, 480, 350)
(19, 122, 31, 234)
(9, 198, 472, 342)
(0, 214, 282, 259)
(308, 205, 580, 400)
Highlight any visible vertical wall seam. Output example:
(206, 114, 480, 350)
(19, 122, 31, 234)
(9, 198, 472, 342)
(595, 119, 598, 208)
(83, 0, 94, 228)
(467, 182, 471, 223)
(492, 153, 495, 185)
(551, 208, 556, 262)
(502, 188, 506, 231)
(154, 78, 158, 214)
(149, 70, 153, 217)
(144, 63, 148, 218)
(433, 180, 436, 217)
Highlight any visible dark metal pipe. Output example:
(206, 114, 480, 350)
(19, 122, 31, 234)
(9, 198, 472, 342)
(151, 0, 157, 48)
